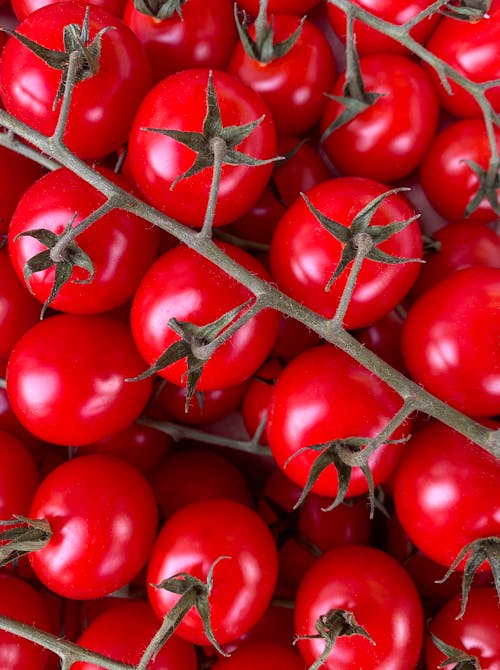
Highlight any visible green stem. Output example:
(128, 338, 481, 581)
(52, 50, 79, 148)
(199, 136, 226, 240)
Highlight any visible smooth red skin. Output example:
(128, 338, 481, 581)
(425, 1, 500, 118)
(9, 167, 160, 314)
(6, 314, 153, 446)
(150, 448, 254, 518)
(0, 430, 38, 519)
(410, 221, 500, 300)
(267, 344, 410, 498)
(242, 358, 282, 444)
(269, 177, 422, 329)
(0, 575, 53, 670)
(326, 0, 439, 55)
(355, 309, 406, 373)
(320, 54, 439, 183)
(151, 379, 247, 426)
(11, 0, 125, 20)
(0, 2, 151, 160)
(419, 119, 500, 225)
(393, 420, 500, 571)
(295, 546, 424, 670)
(402, 266, 500, 417)
(426, 588, 500, 670)
(147, 499, 278, 646)
(28, 454, 158, 599)
(229, 186, 287, 245)
(131, 241, 279, 391)
(0, 248, 40, 362)
(123, 0, 237, 83)
(271, 315, 321, 362)
(73, 599, 197, 670)
(228, 15, 335, 135)
(0, 146, 45, 235)
(236, 0, 321, 14)
(126, 68, 277, 228)
(213, 640, 305, 670)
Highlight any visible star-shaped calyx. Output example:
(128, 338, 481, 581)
(439, 0, 491, 21)
(429, 634, 481, 670)
(132, 0, 186, 19)
(462, 158, 500, 218)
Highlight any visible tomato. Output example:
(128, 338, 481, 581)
(269, 177, 422, 329)
(212, 640, 305, 670)
(326, 0, 439, 55)
(11, 0, 126, 21)
(0, 146, 45, 235)
(0, 429, 38, 519)
(147, 499, 278, 646)
(401, 267, 500, 417)
(6, 314, 153, 446)
(320, 54, 439, 183)
(426, 588, 500, 669)
(267, 344, 410, 499)
(0, 2, 152, 159)
(294, 545, 424, 670)
(126, 68, 277, 228)
(73, 599, 197, 670)
(355, 309, 406, 373)
(28, 454, 158, 599)
(419, 119, 500, 225)
(123, 0, 237, 83)
(8, 167, 160, 315)
(236, 0, 322, 14)
(241, 358, 282, 445)
(424, 0, 500, 118)
(228, 14, 336, 135)
(393, 420, 500, 572)
(130, 241, 279, 391)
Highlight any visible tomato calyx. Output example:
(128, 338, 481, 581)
(439, 0, 491, 22)
(429, 632, 481, 670)
(234, 0, 305, 64)
(0, 516, 52, 567)
(461, 158, 500, 218)
(295, 608, 375, 670)
(436, 536, 500, 619)
(133, 0, 186, 19)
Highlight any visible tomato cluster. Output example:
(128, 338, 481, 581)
(0, 0, 499, 669)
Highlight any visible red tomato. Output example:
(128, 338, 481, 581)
(270, 177, 422, 329)
(241, 358, 282, 445)
(393, 420, 500, 572)
(123, 0, 237, 83)
(73, 599, 197, 670)
(228, 14, 336, 135)
(130, 241, 279, 391)
(294, 545, 424, 669)
(11, 0, 126, 20)
(320, 54, 439, 183)
(6, 314, 153, 446)
(0, 2, 152, 159)
(355, 309, 406, 373)
(419, 119, 500, 225)
(267, 344, 410, 499)
(0, 146, 45, 235)
(0, 429, 39, 519)
(213, 640, 305, 670)
(28, 454, 158, 599)
(8, 167, 160, 314)
(236, 0, 322, 14)
(126, 68, 277, 228)
(401, 267, 500, 417)
(147, 499, 278, 646)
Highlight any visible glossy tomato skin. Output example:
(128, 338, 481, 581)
(295, 545, 424, 670)
(401, 267, 500, 417)
(0, 146, 45, 235)
(0, 2, 152, 159)
(29, 454, 158, 600)
(419, 119, 500, 225)
(9, 167, 160, 314)
(320, 54, 439, 182)
(126, 68, 277, 228)
(270, 178, 422, 329)
(130, 241, 279, 391)
(123, 0, 237, 83)
(267, 344, 410, 499)
(213, 640, 305, 670)
(0, 429, 39, 519)
(393, 420, 500, 571)
(147, 499, 278, 646)
(228, 14, 336, 135)
(7, 314, 153, 446)
(426, 588, 500, 669)
(11, 0, 126, 20)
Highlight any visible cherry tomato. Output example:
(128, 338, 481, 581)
(236, 0, 322, 14)
(0, 429, 39, 519)
(11, 0, 126, 21)
(241, 358, 282, 445)
(213, 640, 305, 670)
(0, 146, 45, 235)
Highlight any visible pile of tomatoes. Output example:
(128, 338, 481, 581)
(0, 0, 499, 668)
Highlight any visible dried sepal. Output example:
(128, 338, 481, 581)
(430, 632, 481, 669)
(0, 516, 52, 568)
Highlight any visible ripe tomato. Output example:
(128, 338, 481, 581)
(401, 266, 500, 417)
(269, 177, 422, 329)
(130, 241, 279, 391)
(294, 545, 424, 670)
(0, 1, 152, 159)
(7, 314, 153, 446)
(147, 499, 278, 646)
(0, 429, 39, 519)
(393, 420, 500, 571)
(212, 640, 305, 670)
(236, 0, 321, 14)
(0, 146, 45, 235)
(11, 0, 126, 21)
(320, 54, 439, 182)
(28, 454, 158, 599)
(267, 344, 410, 499)
(126, 68, 277, 228)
